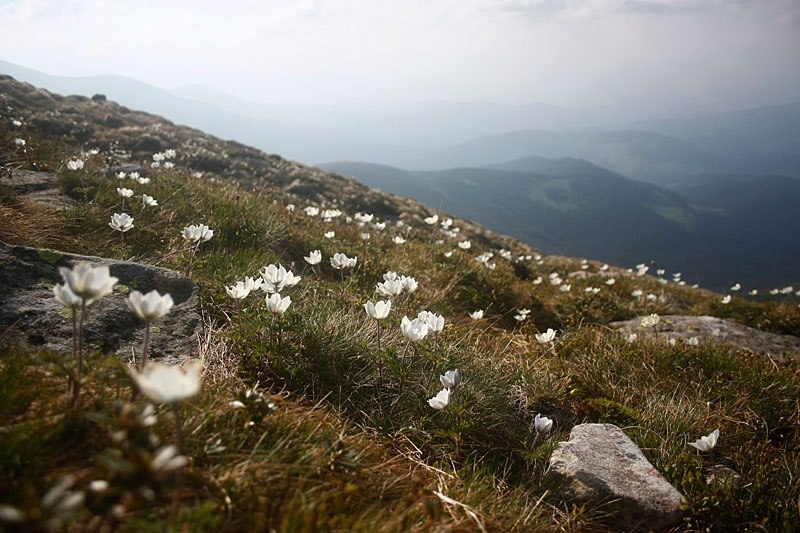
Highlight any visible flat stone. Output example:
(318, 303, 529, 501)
(549, 423, 684, 532)
(0, 241, 200, 365)
(612, 314, 800, 363)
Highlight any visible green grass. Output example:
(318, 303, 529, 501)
(1, 123, 799, 531)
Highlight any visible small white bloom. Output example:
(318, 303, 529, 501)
(559, 284, 571, 292)
(393, 236, 406, 244)
(376, 279, 404, 298)
(440, 369, 461, 389)
(424, 214, 439, 225)
(534, 413, 553, 435)
(53, 283, 82, 309)
(117, 187, 134, 198)
(641, 313, 660, 328)
(364, 300, 391, 320)
(626, 333, 638, 343)
(605, 278, 616, 285)
(151, 445, 189, 471)
(721, 295, 732, 304)
(68, 159, 85, 170)
(469, 310, 484, 320)
(109, 212, 134, 233)
(127, 290, 174, 321)
(535, 328, 557, 344)
(142, 194, 158, 207)
(688, 429, 720, 453)
(401, 316, 429, 342)
(182, 224, 214, 243)
(418, 310, 445, 333)
(427, 387, 450, 409)
(330, 252, 357, 270)
(116, 171, 127, 179)
(59, 263, 118, 304)
(730, 283, 741, 291)
(304, 250, 322, 265)
(457, 240, 471, 250)
(532, 276, 542, 285)
(265, 293, 291, 315)
(687, 336, 700, 346)
(226, 281, 251, 300)
(324, 231, 335, 239)
(132, 361, 203, 404)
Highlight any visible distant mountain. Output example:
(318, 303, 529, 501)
(320, 160, 800, 290)
(640, 102, 800, 178)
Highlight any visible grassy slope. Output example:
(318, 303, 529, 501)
(1, 105, 800, 531)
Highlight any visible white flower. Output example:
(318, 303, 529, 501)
(364, 300, 391, 320)
(559, 284, 571, 292)
(14, 138, 26, 146)
(641, 313, 660, 328)
(129, 172, 140, 180)
(150, 445, 189, 471)
(439, 369, 460, 389)
(444, 251, 453, 258)
(131, 361, 203, 404)
(89, 480, 109, 492)
(324, 231, 335, 239)
(721, 295, 732, 304)
(109, 212, 134, 232)
(265, 293, 292, 315)
(457, 240, 471, 250)
(631, 289, 643, 298)
(424, 214, 439, 225)
(688, 429, 720, 453)
(535, 328, 557, 344)
(126, 290, 174, 321)
(376, 279, 404, 298)
(418, 310, 444, 333)
(393, 236, 406, 244)
(136, 176, 151, 185)
(532, 276, 542, 285)
(534, 413, 553, 435)
(116, 171, 127, 180)
(687, 336, 700, 346)
(142, 194, 158, 207)
(636, 265, 649, 276)
(182, 224, 214, 243)
(152, 152, 166, 162)
(605, 278, 616, 285)
(730, 283, 741, 291)
(117, 187, 134, 198)
(67, 159, 84, 170)
(401, 316, 429, 342)
(469, 310, 484, 320)
(53, 283, 82, 309)
(286, 203, 296, 212)
(260, 264, 300, 293)
(164, 149, 177, 159)
(646, 293, 657, 302)
(59, 263, 118, 304)
(305, 206, 320, 217)
(164, 162, 175, 169)
(330, 252, 357, 270)
(400, 275, 418, 293)
(226, 281, 251, 300)
(11, 119, 22, 126)
(427, 388, 450, 409)
(749, 289, 758, 296)
(626, 333, 638, 343)
(243, 276, 263, 291)
(383, 271, 398, 281)
(361, 232, 370, 241)
(355, 212, 374, 223)
(304, 250, 322, 265)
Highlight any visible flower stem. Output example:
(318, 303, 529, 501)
(69, 308, 77, 397)
(139, 323, 151, 371)
(376, 321, 383, 389)
(71, 299, 87, 407)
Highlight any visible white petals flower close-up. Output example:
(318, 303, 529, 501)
(376, 279, 404, 298)
(131, 360, 203, 404)
(401, 316, 429, 342)
(534, 413, 553, 435)
(126, 290, 174, 322)
(109, 212, 134, 232)
(364, 300, 391, 320)
(304, 250, 322, 265)
(689, 429, 720, 453)
(418, 310, 445, 333)
(66, 159, 84, 170)
(53, 283, 82, 309)
(59, 263, 118, 304)
(116, 187, 134, 198)
(641, 313, 660, 328)
(439, 369, 461, 390)
(260, 264, 301, 293)
(182, 224, 214, 243)
(427, 388, 450, 410)
(265, 293, 292, 315)
(469, 310, 484, 320)
(142, 194, 158, 207)
(330, 252, 357, 270)
(226, 281, 251, 300)
(535, 328, 557, 344)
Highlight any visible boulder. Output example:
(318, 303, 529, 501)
(612, 314, 800, 363)
(549, 423, 684, 532)
(0, 241, 200, 364)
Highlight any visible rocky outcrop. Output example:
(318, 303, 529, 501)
(0, 241, 200, 364)
(549, 423, 684, 532)
(612, 314, 800, 363)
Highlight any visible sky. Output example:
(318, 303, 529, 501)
(1, 0, 799, 114)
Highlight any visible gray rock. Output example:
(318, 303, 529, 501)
(612, 314, 800, 363)
(0, 241, 200, 365)
(549, 423, 684, 532)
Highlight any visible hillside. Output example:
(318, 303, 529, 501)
(2, 75, 800, 531)
(319, 160, 800, 291)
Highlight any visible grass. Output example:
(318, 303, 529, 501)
(1, 119, 799, 531)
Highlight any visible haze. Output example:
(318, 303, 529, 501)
(2, 0, 799, 118)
